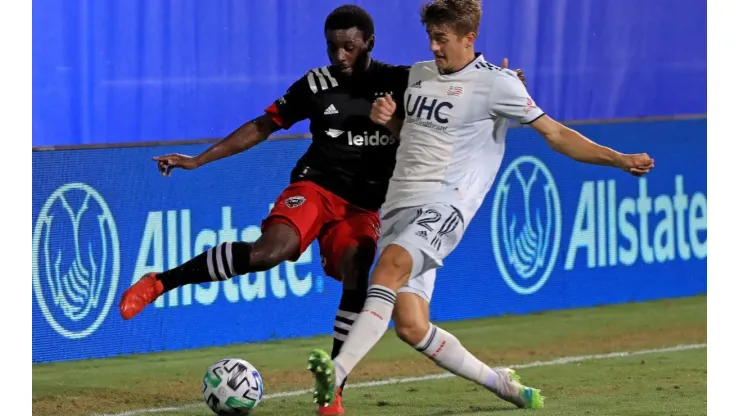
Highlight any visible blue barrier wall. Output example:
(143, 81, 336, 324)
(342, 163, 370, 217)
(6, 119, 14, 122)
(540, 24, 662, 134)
(32, 119, 707, 363)
(33, 0, 707, 146)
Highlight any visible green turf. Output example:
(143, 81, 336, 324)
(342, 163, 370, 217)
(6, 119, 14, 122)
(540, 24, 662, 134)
(153, 348, 707, 416)
(32, 296, 707, 416)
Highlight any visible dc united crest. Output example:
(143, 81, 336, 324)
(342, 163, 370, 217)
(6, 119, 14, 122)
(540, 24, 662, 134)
(32, 183, 120, 339)
(284, 195, 305, 208)
(491, 156, 562, 294)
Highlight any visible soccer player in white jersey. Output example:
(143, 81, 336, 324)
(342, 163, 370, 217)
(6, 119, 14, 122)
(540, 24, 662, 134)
(307, 0, 655, 410)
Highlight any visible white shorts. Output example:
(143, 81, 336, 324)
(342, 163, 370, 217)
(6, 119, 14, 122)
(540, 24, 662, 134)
(378, 203, 466, 302)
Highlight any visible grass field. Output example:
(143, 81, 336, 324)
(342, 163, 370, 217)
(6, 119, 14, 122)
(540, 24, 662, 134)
(32, 296, 707, 416)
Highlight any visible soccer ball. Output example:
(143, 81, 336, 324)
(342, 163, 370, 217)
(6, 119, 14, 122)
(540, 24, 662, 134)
(202, 358, 264, 415)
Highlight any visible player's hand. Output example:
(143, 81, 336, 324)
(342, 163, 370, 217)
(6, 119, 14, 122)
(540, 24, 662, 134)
(618, 153, 655, 177)
(501, 57, 527, 87)
(371, 94, 397, 126)
(152, 153, 200, 176)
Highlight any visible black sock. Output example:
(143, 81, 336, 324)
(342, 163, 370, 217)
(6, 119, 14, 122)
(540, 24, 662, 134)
(158, 242, 252, 292)
(332, 286, 368, 390)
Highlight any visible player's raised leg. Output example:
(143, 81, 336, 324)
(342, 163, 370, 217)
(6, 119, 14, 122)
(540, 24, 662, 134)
(119, 182, 330, 320)
(394, 292, 543, 408)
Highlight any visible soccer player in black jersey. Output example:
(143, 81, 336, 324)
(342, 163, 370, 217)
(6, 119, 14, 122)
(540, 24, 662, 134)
(120, 6, 406, 415)
(119, 5, 527, 414)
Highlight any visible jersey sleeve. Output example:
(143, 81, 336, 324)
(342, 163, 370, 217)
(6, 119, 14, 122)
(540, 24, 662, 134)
(264, 75, 313, 130)
(392, 66, 411, 120)
(489, 71, 545, 124)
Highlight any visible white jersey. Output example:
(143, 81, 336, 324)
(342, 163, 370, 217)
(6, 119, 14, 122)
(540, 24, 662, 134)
(382, 54, 544, 221)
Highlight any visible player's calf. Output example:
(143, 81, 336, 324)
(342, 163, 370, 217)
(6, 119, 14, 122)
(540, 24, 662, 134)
(392, 292, 543, 408)
(158, 224, 298, 290)
(331, 293, 363, 361)
(393, 292, 432, 346)
(412, 322, 498, 390)
(331, 245, 373, 362)
(120, 224, 299, 320)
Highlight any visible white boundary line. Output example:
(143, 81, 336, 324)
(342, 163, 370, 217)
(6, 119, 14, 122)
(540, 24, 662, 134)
(95, 343, 707, 416)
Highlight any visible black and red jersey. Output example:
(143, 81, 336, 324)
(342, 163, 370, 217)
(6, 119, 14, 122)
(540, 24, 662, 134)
(265, 60, 409, 211)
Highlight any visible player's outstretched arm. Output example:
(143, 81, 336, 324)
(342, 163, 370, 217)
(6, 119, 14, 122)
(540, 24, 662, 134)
(189, 115, 278, 167)
(153, 70, 316, 176)
(153, 115, 279, 176)
(530, 115, 655, 177)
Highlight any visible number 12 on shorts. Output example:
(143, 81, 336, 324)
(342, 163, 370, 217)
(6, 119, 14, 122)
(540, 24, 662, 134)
(410, 205, 464, 252)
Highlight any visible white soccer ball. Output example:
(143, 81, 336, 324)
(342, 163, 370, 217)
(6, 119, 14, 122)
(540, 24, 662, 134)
(202, 358, 264, 415)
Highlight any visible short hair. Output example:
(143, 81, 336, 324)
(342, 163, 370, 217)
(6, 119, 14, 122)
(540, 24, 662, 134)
(324, 5, 375, 40)
(420, 0, 482, 36)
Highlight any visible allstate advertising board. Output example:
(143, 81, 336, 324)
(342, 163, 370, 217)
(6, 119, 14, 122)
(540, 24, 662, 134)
(32, 119, 707, 363)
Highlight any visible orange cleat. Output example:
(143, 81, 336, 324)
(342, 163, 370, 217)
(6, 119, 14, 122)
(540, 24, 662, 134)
(119, 273, 164, 320)
(317, 388, 344, 415)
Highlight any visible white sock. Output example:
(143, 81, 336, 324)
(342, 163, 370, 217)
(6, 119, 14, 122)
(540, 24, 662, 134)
(333, 285, 396, 386)
(415, 325, 505, 394)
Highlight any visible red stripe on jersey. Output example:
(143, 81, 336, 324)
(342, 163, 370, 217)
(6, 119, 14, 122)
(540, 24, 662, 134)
(264, 103, 285, 128)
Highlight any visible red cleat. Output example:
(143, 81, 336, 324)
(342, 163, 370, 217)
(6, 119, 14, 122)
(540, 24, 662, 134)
(317, 388, 344, 415)
(119, 273, 164, 320)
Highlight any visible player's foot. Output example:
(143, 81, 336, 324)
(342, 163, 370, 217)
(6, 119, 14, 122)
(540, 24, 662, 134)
(119, 273, 164, 320)
(317, 388, 344, 415)
(307, 349, 336, 408)
(491, 368, 544, 409)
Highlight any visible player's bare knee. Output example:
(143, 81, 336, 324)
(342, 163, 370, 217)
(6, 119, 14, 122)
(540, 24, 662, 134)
(372, 245, 413, 289)
(250, 224, 300, 271)
(248, 245, 285, 271)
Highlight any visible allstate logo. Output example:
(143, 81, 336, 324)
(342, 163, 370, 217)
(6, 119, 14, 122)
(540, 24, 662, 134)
(491, 156, 561, 294)
(32, 183, 120, 339)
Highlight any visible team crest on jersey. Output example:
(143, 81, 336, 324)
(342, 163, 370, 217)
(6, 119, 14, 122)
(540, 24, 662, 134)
(446, 85, 464, 97)
(284, 196, 306, 208)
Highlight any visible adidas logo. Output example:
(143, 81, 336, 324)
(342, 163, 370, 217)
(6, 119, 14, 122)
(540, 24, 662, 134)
(410, 80, 422, 88)
(415, 230, 428, 239)
(324, 104, 339, 115)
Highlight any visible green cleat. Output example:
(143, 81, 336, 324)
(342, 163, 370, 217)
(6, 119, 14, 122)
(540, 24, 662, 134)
(493, 368, 545, 409)
(307, 349, 336, 407)
(519, 384, 545, 409)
